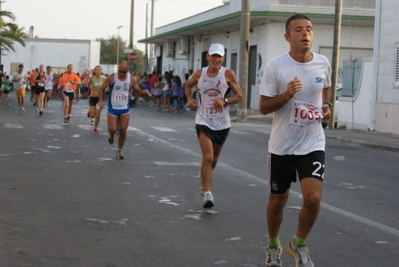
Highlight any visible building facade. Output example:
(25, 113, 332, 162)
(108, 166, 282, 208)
(139, 0, 375, 109)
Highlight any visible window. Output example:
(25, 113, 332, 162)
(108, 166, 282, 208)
(395, 43, 399, 87)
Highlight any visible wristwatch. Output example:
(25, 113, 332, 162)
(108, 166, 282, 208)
(323, 102, 332, 108)
(224, 98, 229, 105)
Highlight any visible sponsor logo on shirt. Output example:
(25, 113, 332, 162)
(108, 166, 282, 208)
(315, 77, 325, 83)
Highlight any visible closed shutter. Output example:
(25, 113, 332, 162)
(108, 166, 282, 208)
(395, 44, 399, 87)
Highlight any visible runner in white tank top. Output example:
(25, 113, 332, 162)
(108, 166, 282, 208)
(186, 43, 243, 209)
(97, 61, 151, 160)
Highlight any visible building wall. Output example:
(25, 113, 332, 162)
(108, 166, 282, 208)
(375, 0, 399, 134)
(3, 39, 100, 75)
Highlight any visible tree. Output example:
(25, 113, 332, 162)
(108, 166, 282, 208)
(0, 8, 26, 55)
(96, 36, 145, 73)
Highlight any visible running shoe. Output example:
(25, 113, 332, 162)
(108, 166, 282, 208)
(21, 107, 25, 112)
(67, 116, 70, 123)
(116, 150, 124, 160)
(108, 133, 115, 144)
(19, 108, 23, 115)
(265, 246, 283, 267)
(64, 117, 68, 123)
(203, 191, 214, 209)
(93, 128, 99, 134)
(91, 119, 94, 125)
(286, 236, 314, 267)
(199, 171, 204, 196)
(39, 110, 43, 116)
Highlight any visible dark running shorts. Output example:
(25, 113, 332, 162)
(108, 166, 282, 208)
(89, 96, 99, 106)
(195, 124, 230, 145)
(62, 91, 75, 101)
(35, 86, 45, 94)
(267, 150, 325, 195)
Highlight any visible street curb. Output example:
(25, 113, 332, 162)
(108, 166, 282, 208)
(325, 135, 399, 154)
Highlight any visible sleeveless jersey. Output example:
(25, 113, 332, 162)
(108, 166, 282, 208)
(45, 72, 53, 90)
(36, 72, 45, 88)
(90, 76, 104, 95)
(195, 67, 230, 130)
(108, 72, 131, 110)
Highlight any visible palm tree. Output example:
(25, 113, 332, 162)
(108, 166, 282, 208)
(0, 6, 26, 55)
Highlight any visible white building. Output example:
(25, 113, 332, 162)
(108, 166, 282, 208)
(338, 0, 399, 135)
(139, 0, 375, 110)
(2, 27, 100, 75)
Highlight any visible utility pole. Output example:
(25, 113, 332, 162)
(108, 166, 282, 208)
(129, 0, 135, 72)
(236, 0, 250, 121)
(329, 0, 342, 129)
(0, 1, 2, 72)
(145, 3, 149, 73)
(149, 0, 155, 73)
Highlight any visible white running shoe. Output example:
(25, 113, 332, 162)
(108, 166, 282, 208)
(21, 107, 25, 112)
(286, 236, 314, 267)
(203, 191, 214, 209)
(265, 246, 283, 267)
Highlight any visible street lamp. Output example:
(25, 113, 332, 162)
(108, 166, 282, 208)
(117, 25, 123, 64)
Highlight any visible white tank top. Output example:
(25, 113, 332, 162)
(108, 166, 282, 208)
(109, 72, 131, 110)
(195, 67, 230, 130)
(45, 72, 53, 89)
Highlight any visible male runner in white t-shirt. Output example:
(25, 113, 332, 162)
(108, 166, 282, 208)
(186, 43, 243, 209)
(259, 14, 332, 267)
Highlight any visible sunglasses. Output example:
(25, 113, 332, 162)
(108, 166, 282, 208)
(118, 70, 128, 74)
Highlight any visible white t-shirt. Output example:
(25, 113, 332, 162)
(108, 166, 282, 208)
(11, 71, 27, 89)
(259, 52, 331, 155)
(196, 67, 230, 130)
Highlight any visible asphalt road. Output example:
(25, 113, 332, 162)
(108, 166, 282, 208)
(1, 94, 398, 267)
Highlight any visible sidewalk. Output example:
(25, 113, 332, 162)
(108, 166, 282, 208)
(233, 113, 399, 154)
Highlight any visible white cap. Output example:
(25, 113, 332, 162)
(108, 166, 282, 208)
(208, 43, 225, 56)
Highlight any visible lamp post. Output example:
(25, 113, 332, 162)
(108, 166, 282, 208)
(117, 25, 123, 64)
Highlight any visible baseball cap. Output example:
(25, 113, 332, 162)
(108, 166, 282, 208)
(208, 43, 225, 56)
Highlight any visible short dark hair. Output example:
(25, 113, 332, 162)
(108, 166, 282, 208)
(18, 64, 24, 68)
(285, 13, 311, 33)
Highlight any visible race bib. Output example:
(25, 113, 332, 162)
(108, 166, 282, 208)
(65, 83, 73, 92)
(205, 103, 224, 119)
(38, 82, 44, 87)
(289, 101, 323, 126)
(111, 90, 128, 109)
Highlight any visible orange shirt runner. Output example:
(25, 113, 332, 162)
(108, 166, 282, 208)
(59, 73, 81, 93)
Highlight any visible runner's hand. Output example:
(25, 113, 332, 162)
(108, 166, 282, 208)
(187, 99, 197, 109)
(286, 77, 303, 98)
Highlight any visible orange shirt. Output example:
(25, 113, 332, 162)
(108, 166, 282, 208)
(29, 71, 36, 86)
(59, 73, 81, 92)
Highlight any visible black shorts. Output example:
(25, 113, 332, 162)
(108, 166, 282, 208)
(89, 96, 99, 106)
(35, 86, 45, 94)
(267, 150, 325, 195)
(195, 124, 230, 145)
(31, 86, 37, 94)
(62, 91, 75, 101)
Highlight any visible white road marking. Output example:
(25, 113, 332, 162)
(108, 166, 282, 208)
(154, 161, 200, 166)
(42, 124, 64, 130)
(230, 130, 252, 135)
(4, 123, 23, 129)
(151, 127, 177, 132)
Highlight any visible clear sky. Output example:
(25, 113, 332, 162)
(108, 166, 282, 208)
(2, 0, 224, 51)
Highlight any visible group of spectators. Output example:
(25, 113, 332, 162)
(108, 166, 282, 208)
(136, 70, 194, 113)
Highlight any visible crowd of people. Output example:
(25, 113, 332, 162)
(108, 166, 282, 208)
(0, 13, 334, 267)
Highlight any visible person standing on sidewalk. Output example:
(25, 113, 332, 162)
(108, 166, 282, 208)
(259, 13, 332, 267)
(11, 64, 28, 114)
(186, 43, 242, 209)
(59, 64, 81, 123)
(97, 61, 151, 160)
